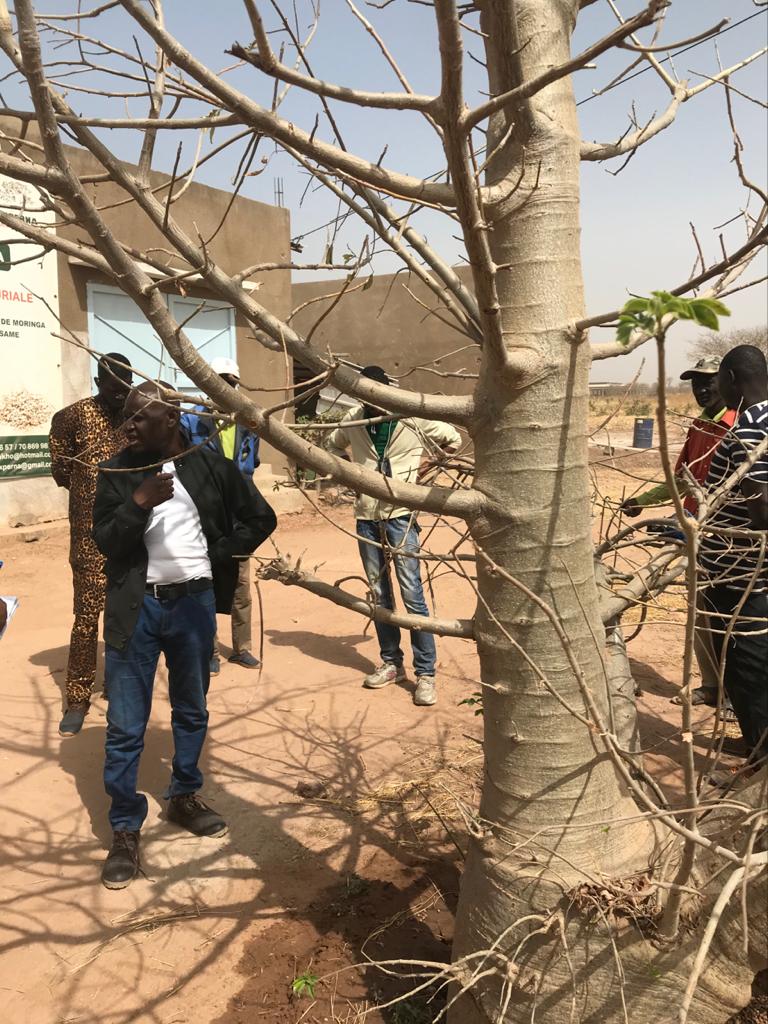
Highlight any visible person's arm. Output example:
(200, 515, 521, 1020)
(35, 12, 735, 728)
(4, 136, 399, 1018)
(207, 462, 277, 564)
(621, 430, 695, 516)
(729, 416, 768, 531)
(181, 407, 212, 447)
(48, 407, 75, 489)
(92, 469, 171, 560)
(621, 481, 673, 516)
(417, 418, 461, 453)
(326, 423, 350, 461)
(742, 478, 768, 530)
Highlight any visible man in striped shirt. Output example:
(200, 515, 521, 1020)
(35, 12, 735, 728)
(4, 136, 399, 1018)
(699, 344, 768, 767)
(621, 356, 737, 711)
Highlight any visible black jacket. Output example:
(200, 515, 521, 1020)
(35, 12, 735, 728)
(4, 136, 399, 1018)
(92, 444, 276, 649)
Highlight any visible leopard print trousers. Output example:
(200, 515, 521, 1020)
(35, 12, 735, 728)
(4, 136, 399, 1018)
(66, 566, 106, 709)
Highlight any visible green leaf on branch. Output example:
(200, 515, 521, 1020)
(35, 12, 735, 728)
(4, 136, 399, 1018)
(615, 291, 730, 343)
(622, 297, 651, 314)
(688, 298, 732, 331)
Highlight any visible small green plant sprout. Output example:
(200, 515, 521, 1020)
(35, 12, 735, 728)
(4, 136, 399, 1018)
(616, 291, 730, 346)
(459, 691, 484, 716)
(291, 970, 319, 1000)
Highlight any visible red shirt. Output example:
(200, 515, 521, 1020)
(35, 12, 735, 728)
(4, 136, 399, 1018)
(675, 407, 737, 515)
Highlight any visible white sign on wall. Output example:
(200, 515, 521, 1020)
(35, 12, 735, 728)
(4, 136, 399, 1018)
(0, 174, 62, 478)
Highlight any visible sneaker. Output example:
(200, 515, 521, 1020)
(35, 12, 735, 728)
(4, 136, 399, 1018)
(228, 650, 261, 669)
(209, 656, 221, 676)
(101, 830, 140, 889)
(363, 663, 406, 689)
(167, 793, 228, 837)
(59, 704, 88, 736)
(414, 676, 437, 707)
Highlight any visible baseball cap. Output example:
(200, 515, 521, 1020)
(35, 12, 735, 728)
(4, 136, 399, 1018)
(680, 356, 721, 380)
(210, 356, 240, 380)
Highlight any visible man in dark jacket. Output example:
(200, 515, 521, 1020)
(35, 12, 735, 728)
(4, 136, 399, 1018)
(92, 382, 276, 890)
(181, 356, 261, 673)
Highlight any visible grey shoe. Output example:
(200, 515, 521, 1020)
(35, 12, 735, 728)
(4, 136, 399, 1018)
(414, 676, 437, 706)
(228, 650, 260, 669)
(209, 656, 221, 676)
(363, 663, 406, 689)
(59, 705, 88, 736)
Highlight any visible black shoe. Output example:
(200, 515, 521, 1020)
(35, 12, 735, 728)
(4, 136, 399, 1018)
(228, 650, 260, 669)
(101, 830, 140, 889)
(209, 656, 221, 676)
(59, 705, 88, 736)
(167, 794, 228, 837)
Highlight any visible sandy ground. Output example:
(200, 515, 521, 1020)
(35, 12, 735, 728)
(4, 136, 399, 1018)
(0, 493, 738, 1024)
(0, 509, 482, 1024)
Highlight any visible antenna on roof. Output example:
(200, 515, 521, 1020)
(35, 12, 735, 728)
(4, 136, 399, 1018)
(273, 177, 284, 208)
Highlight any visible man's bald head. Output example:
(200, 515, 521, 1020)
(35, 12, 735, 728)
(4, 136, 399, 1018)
(718, 344, 768, 410)
(123, 380, 181, 456)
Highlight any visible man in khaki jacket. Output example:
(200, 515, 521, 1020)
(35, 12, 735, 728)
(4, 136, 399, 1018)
(327, 366, 461, 706)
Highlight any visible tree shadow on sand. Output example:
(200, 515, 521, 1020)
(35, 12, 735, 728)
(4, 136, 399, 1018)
(2, 671, 473, 1024)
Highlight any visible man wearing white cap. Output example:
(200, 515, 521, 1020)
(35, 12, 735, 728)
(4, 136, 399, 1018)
(182, 356, 262, 672)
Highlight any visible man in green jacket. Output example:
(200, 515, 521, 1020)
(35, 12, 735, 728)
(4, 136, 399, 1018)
(328, 366, 460, 708)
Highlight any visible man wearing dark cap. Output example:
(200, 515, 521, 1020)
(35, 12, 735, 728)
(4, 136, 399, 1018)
(49, 353, 133, 735)
(621, 355, 737, 711)
(328, 365, 461, 707)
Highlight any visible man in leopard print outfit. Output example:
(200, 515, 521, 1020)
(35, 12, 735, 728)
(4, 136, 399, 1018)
(49, 353, 132, 735)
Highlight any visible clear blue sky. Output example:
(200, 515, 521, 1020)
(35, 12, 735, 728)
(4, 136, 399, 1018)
(3, 0, 766, 382)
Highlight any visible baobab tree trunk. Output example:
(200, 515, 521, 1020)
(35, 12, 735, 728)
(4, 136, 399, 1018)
(450, 2, 759, 1021)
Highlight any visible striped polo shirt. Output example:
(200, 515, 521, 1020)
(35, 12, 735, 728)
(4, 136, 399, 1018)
(699, 401, 768, 592)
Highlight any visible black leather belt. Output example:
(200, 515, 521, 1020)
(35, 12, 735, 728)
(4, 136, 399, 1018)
(146, 578, 213, 601)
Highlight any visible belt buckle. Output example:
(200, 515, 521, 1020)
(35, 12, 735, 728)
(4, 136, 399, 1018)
(152, 582, 163, 600)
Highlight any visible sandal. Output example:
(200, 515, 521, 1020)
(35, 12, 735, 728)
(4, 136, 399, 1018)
(720, 703, 739, 725)
(671, 687, 717, 707)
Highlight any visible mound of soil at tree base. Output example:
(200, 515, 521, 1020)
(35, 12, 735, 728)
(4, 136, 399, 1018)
(214, 850, 458, 1024)
(216, 874, 766, 1024)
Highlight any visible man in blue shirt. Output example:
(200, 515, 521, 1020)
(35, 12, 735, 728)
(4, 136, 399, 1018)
(182, 357, 262, 672)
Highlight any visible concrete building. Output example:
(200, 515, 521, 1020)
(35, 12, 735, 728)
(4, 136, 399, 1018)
(0, 119, 292, 526)
(291, 266, 479, 402)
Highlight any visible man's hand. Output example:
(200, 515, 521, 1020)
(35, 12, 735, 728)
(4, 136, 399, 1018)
(0, 597, 7, 634)
(620, 498, 642, 518)
(133, 472, 174, 511)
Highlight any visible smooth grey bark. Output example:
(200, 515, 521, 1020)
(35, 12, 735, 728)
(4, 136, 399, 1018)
(448, 2, 763, 1021)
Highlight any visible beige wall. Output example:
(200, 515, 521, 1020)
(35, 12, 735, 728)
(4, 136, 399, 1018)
(291, 266, 478, 400)
(1, 119, 291, 524)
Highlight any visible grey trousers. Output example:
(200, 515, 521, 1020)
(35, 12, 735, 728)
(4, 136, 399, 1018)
(213, 559, 252, 656)
(693, 606, 719, 691)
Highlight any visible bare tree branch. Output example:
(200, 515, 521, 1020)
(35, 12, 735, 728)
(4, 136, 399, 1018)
(259, 554, 475, 638)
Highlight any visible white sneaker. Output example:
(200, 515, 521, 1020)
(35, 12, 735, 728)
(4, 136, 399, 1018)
(414, 676, 437, 706)
(363, 663, 406, 689)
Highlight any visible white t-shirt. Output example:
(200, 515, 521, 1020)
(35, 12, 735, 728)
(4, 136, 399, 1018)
(144, 462, 212, 585)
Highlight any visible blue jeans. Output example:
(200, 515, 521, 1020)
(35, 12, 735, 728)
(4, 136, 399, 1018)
(357, 517, 436, 676)
(103, 589, 217, 831)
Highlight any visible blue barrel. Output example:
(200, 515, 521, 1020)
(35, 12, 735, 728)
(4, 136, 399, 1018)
(633, 417, 654, 448)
